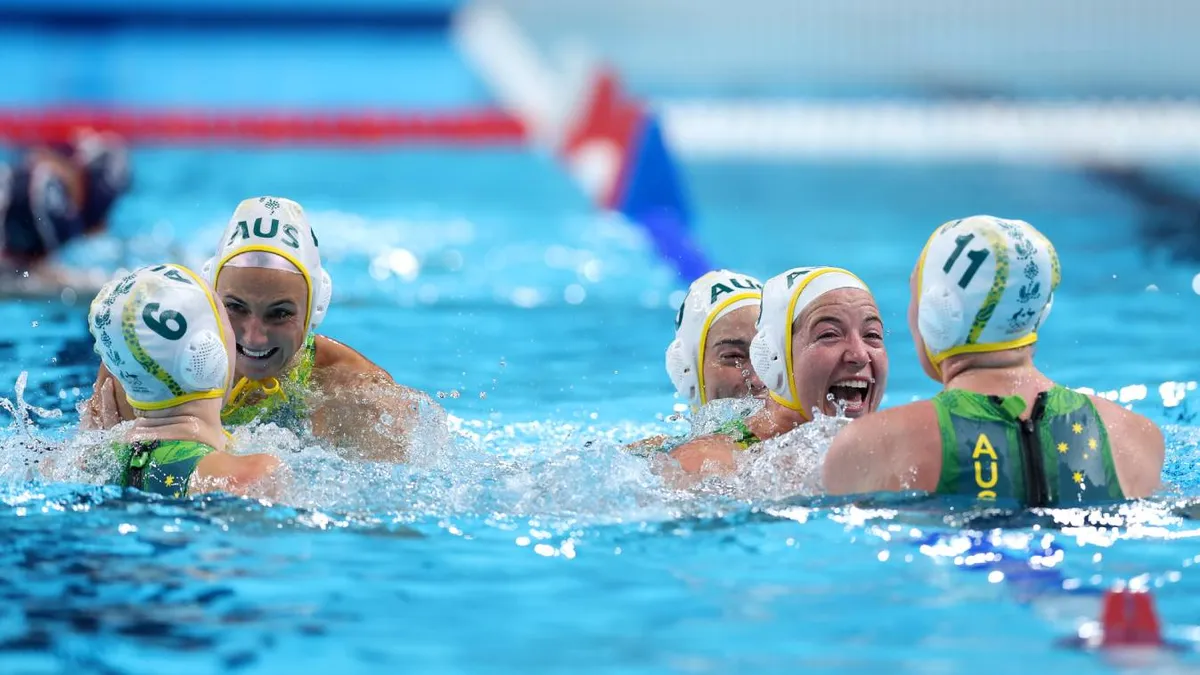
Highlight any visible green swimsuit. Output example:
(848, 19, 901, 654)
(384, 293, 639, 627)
(932, 385, 1123, 506)
(114, 439, 215, 498)
(714, 418, 762, 450)
(221, 333, 317, 429)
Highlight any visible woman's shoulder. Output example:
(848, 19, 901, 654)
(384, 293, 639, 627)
(311, 334, 393, 382)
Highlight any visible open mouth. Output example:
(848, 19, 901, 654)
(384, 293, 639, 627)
(237, 344, 279, 361)
(827, 378, 872, 416)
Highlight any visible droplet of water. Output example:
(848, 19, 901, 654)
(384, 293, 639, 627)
(479, 392, 487, 399)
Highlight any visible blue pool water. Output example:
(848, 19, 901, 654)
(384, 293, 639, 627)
(2, 148, 1200, 674)
(3, 17, 1200, 675)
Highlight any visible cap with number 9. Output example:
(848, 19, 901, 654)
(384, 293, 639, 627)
(88, 264, 232, 410)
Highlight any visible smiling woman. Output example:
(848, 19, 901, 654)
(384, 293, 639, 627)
(79, 196, 442, 462)
(665, 265, 889, 476)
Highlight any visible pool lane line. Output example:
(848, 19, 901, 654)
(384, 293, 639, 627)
(0, 108, 527, 146)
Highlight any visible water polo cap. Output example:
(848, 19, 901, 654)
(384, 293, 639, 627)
(665, 269, 763, 407)
(749, 266, 870, 415)
(201, 196, 332, 333)
(88, 264, 229, 410)
(915, 215, 1059, 373)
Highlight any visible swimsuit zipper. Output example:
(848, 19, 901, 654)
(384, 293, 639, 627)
(126, 440, 158, 491)
(1018, 393, 1051, 508)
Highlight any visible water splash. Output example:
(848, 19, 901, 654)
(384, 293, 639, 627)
(0, 372, 63, 439)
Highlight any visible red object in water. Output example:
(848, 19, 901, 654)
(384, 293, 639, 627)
(1100, 588, 1164, 647)
(0, 108, 527, 145)
(558, 68, 646, 210)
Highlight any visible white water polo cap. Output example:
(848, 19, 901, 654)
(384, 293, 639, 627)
(665, 269, 763, 407)
(750, 266, 870, 414)
(202, 196, 332, 333)
(916, 215, 1060, 366)
(88, 264, 230, 410)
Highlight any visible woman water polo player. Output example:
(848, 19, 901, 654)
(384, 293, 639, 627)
(88, 264, 281, 498)
(82, 196, 439, 461)
(625, 269, 765, 455)
(823, 216, 1164, 504)
(666, 269, 767, 406)
(669, 266, 889, 475)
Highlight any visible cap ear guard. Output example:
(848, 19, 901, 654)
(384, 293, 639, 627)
(174, 328, 229, 392)
(1036, 293, 1054, 329)
(749, 329, 787, 399)
(309, 268, 333, 330)
(917, 281, 968, 355)
(201, 256, 217, 283)
(665, 338, 697, 403)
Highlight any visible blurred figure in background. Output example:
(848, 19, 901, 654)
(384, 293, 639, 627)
(0, 128, 131, 297)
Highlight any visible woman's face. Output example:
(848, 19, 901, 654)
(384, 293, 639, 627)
(790, 288, 888, 418)
(701, 305, 766, 403)
(216, 266, 308, 381)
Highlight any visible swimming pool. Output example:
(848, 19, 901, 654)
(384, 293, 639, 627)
(2, 145, 1199, 673)
(4, 13, 1200, 674)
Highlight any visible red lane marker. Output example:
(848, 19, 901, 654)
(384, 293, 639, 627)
(1099, 588, 1164, 648)
(0, 108, 527, 145)
(559, 68, 645, 209)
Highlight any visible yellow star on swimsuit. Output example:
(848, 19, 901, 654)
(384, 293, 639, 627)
(1072, 423, 1083, 434)
(1057, 442, 1068, 453)
(1088, 438, 1097, 450)
(1073, 471, 1084, 484)
(164, 475, 175, 486)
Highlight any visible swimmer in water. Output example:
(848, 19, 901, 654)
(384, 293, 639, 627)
(87, 264, 281, 498)
(627, 270, 766, 454)
(822, 216, 1164, 504)
(82, 196, 441, 461)
(668, 266, 888, 475)
(666, 269, 767, 406)
(0, 128, 131, 296)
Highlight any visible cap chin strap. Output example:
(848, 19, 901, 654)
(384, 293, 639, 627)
(223, 376, 287, 417)
(929, 333, 1041, 370)
(768, 390, 808, 417)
